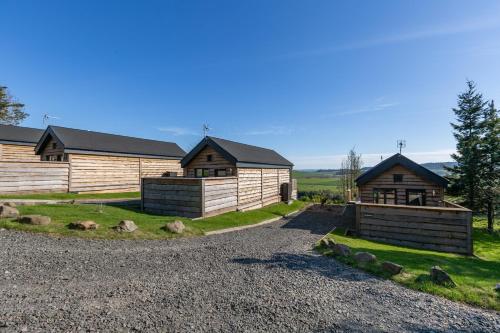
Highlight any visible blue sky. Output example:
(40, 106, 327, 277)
(1, 0, 499, 169)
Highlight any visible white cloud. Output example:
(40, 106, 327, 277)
(273, 18, 500, 60)
(291, 149, 456, 170)
(325, 99, 399, 117)
(157, 127, 198, 136)
(245, 125, 293, 136)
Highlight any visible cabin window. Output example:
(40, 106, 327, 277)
(206, 154, 213, 162)
(57, 155, 62, 161)
(195, 168, 210, 178)
(373, 188, 397, 205)
(406, 189, 426, 206)
(215, 169, 227, 177)
(52, 142, 57, 149)
(393, 174, 403, 182)
(45, 156, 50, 161)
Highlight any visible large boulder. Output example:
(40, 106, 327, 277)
(430, 266, 456, 286)
(69, 220, 99, 230)
(114, 220, 138, 233)
(17, 215, 51, 226)
(164, 220, 185, 234)
(354, 252, 377, 264)
(0, 205, 19, 218)
(382, 261, 403, 275)
(320, 237, 336, 249)
(332, 244, 351, 257)
(3, 202, 17, 208)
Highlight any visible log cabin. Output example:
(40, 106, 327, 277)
(34, 126, 186, 193)
(142, 136, 295, 217)
(355, 153, 448, 207)
(0, 124, 44, 162)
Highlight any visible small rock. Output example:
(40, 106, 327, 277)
(114, 220, 138, 232)
(354, 252, 377, 264)
(430, 266, 456, 287)
(320, 238, 335, 248)
(0, 205, 19, 218)
(495, 283, 500, 292)
(69, 220, 99, 230)
(382, 261, 403, 275)
(17, 215, 51, 225)
(3, 202, 16, 208)
(332, 244, 351, 257)
(164, 220, 185, 234)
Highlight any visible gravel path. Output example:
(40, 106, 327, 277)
(0, 211, 498, 332)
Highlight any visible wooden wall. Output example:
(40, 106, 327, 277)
(0, 161, 69, 194)
(203, 177, 238, 217)
(355, 203, 472, 255)
(39, 136, 65, 161)
(140, 158, 183, 177)
(184, 146, 236, 177)
(142, 178, 202, 218)
(0, 144, 40, 162)
(358, 165, 444, 206)
(68, 154, 182, 193)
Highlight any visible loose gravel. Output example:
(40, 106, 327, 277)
(0, 211, 499, 332)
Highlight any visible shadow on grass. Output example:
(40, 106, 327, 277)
(232, 252, 373, 282)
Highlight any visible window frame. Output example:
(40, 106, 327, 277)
(195, 168, 210, 178)
(215, 169, 227, 177)
(393, 174, 403, 182)
(406, 189, 427, 206)
(206, 154, 213, 162)
(373, 188, 397, 205)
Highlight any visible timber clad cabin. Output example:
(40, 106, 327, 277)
(356, 153, 448, 207)
(142, 136, 296, 217)
(0, 124, 44, 162)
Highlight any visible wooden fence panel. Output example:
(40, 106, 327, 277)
(0, 144, 40, 162)
(203, 177, 238, 217)
(356, 203, 472, 254)
(142, 178, 202, 218)
(0, 161, 69, 194)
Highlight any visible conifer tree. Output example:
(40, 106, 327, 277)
(0, 86, 28, 125)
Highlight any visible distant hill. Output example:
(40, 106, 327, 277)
(298, 162, 457, 177)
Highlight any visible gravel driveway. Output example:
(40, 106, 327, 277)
(1, 211, 498, 332)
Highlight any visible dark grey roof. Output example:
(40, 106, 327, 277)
(0, 124, 44, 145)
(35, 126, 186, 159)
(181, 136, 293, 168)
(355, 153, 448, 187)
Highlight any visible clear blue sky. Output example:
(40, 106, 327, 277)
(1, 1, 499, 169)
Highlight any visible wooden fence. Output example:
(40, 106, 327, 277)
(355, 203, 472, 255)
(0, 161, 69, 194)
(142, 177, 238, 218)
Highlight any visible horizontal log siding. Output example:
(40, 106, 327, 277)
(0, 161, 69, 194)
(262, 169, 281, 206)
(356, 203, 472, 255)
(237, 168, 263, 210)
(0, 144, 40, 162)
(184, 146, 236, 177)
(140, 158, 183, 177)
(203, 177, 238, 217)
(69, 154, 140, 193)
(358, 165, 444, 206)
(142, 178, 202, 218)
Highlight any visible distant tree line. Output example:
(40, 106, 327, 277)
(446, 80, 499, 233)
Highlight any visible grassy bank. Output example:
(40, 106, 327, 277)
(0, 192, 141, 200)
(317, 217, 500, 310)
(0, 201, 306, 239)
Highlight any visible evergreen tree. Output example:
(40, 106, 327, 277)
(446, 81, 486, 211)
(0, 86, 28, 125)
(479, 100, 499, 233)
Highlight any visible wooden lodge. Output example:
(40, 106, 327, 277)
(142, 136, 296, 217)
(0, 125, 185, 194)
(356, 153, 448, 207)
(0, 124, 44, 162)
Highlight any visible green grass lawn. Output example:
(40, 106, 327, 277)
(0, 200, 306, 240)
(293, 171, 342, 193)
(0, 192, 141, 200)
(317, 217, 500, 311)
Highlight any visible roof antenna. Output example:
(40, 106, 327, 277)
(43, 114, 60, 125)
(203, 123, 211, 137)
(397, 139, 406, 154)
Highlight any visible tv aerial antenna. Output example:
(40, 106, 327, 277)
(43, 114, 60, 125)
(203, 123, 211, 137)
(397, 139, 406, 154)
